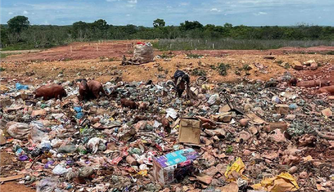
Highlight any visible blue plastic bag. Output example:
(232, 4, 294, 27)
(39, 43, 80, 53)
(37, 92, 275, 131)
(15, 83, 29, 90)
(73, 106, 82, 113)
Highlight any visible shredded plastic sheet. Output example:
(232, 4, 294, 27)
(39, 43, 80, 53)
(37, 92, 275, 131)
(225, 157, 248, 182)
(251, 172, 299, 192)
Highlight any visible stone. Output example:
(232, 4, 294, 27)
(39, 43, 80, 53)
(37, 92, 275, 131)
(292, 61, 303, 70)
(310, 62, 318, 70)
(289, 166, 298, 174)
(239, 119, 249, 127)
(285, 114, 296, 121)
(249, 126, 258, 135)
(299, 171, 308, 179)
(265, 122, 288, 132)
(321, 108, 332, 117)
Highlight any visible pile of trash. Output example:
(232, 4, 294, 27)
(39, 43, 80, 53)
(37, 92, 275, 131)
(122, 42, 154, 65)
(0, 77, 333, 192)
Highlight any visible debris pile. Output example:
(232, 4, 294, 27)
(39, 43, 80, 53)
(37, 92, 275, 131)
(0, 75, 333, 192)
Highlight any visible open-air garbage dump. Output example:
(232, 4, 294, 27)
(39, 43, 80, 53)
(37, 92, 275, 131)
(0, 41, 333, 192)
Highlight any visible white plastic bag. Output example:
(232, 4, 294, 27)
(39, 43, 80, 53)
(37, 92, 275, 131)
(207, 94, 221, 105)
(6, 122, 30, 139)
(133, 42, 154, 63)
(166, 108, 177, 119)
(52, 164, 69, 175)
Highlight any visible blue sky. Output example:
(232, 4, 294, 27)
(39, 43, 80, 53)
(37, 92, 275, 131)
(1, 0, 333, 26)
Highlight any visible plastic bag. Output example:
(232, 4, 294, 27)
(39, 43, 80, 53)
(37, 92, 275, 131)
(36, 177, 58, 192)
(208, 94, 221, 105)
(30, 121, 49, 143)
(52, 164, 69, 175)
(251, 172, 299, 192)
(166, 108, 177, 119)
(15, 83, 29, 90)
(133, 42, 154, 63)
(6, 122, 30, 139)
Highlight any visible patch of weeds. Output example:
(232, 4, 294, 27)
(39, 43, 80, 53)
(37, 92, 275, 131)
(235, 70, 241, 76)
(191, 68, 207, 76)
(217, 63, 231, 76)
(283, 63, 290, 69)
(209, 65, 216, 70)
(324, 51, 334, 55)
(164, 69, 169, 74)
(160, 52, 175, 59)
(63, 58, 72, 61)
(0, 67, 5, 72)
(275, 60, 283, 64)
(158, 66, 164, 72)
(108, 58, 116, 61)
(226, 145, 233, 154)
(0, 53, 9, 58)
(187, 53, 203, 59)
(242, 64, 252, 71)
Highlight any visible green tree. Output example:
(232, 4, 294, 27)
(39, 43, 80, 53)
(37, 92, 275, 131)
(0, 27, 9, 46)
(7, 16, 30, 33)
(153, 18, 165, 28)
(93, 19, 108, 30)
(180, 21, 203, 31)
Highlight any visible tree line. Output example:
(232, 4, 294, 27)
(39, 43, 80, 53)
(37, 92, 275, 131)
(1, 16, 334, 50)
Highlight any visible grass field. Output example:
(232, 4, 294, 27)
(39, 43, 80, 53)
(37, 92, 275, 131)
(153, 38, 334, 51)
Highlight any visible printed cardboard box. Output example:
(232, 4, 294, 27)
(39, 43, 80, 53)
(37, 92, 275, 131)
(153, 148, 199, 186)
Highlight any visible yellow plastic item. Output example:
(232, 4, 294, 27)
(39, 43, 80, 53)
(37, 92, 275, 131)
(137, 170, 148, 176)
(251, 172, 300, 192)
(225, 157, 247, 182)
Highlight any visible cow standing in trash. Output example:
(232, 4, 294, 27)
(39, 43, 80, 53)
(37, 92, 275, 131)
(169, 70, 190, 98)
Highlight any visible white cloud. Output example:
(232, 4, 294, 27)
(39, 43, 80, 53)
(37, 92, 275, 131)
(23, 10, 29, 14)
(128, 0, 137, 4)
(8, 12, 13, 15)
(254, 11, 267, 16)
(126, 14, 130, 17)
(210, 8, 221, 12)
(179, 2, 189, 6)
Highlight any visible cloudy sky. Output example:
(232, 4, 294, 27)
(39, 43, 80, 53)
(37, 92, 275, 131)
(1, 0, 333, 26)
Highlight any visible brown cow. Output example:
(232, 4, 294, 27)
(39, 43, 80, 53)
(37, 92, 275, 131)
(78, 79, 107, 100)
(34, 84, 67, 100)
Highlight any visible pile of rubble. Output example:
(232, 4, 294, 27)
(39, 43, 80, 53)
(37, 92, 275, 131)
(0, 76, 333, 192)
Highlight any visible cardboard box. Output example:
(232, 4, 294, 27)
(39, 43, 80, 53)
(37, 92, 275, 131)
(153, 148, 199, 186)
(178, 118, 201, 144)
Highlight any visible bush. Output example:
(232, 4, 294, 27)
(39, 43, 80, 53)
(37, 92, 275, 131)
(242, 64, 252, 71)
(187, 53, 203, 58)
(191, 68, 207, 76)
(217, 63, 231, 76)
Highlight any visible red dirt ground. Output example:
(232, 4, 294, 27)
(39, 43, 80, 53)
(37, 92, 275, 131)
(2, 41, 334, 62)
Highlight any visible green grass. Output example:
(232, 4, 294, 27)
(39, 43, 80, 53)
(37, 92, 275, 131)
(242, 64, 252, 71)
(191, 68, 207, 76)
(217, 63, 231, 76)
(186, 53, 203, 58)
(226, 145, 233, 154)
(1, 53, 9, 58)
(153, 38, 334, 51)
